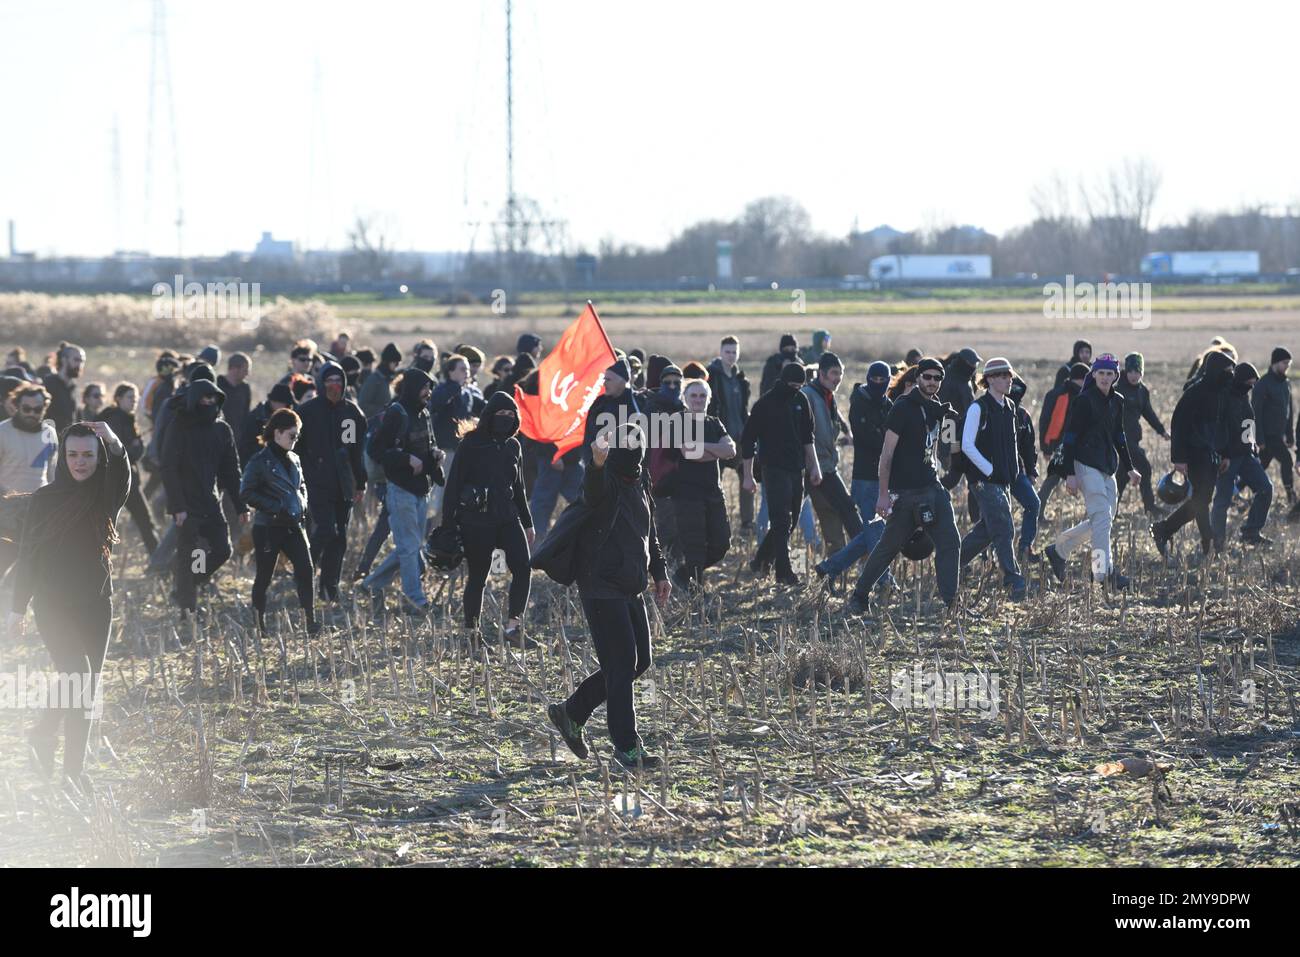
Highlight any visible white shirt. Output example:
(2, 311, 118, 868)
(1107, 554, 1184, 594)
(961, 393, 1010, 479)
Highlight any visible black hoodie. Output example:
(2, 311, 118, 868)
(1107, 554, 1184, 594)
(1170, 350, 1235, 465)
(441, 391, 533, 529)
(160, 378, 243, 518)
(369, 367, 442, 496)
(295, 360, 368, 503)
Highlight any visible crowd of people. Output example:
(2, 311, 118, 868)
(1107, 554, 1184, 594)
(1, 329, 1294, 777)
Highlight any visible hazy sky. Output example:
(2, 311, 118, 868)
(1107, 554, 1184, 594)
(2, 0, 1296, 257)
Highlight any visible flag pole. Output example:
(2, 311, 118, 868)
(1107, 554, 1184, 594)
(587, 300, 617, 359)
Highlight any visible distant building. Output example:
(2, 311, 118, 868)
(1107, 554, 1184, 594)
(253, 231, 295, 260)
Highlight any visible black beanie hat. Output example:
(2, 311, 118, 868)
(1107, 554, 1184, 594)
(187, 362, 215, 383)
(268, 383, 294, 406)
(1069, 362, 1090, 381)
(1272, 347, 1292, 365)
(916, 357, 945, 377)
(780, 334, 798, 352)
(779, 363, 807, 386)
(381, 342, 403, 365)
(606, 357, 631, 382)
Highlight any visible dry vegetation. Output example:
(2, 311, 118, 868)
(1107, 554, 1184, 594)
(0, 296, 1298, 867)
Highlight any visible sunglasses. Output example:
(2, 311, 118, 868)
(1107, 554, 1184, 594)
(919, 372, 944, 382)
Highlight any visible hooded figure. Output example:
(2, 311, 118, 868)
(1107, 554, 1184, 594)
(1054, 340, 1093, 388)
(11, 421, 131, 780)
(370, 367, 442, 497)
(800, 330, 832, 365)
(645, 355, 672, 392)
(760, 335, 801, 395)
(440, 390, 535, 641)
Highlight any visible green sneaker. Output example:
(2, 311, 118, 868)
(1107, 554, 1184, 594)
(547, 703, 588, 759)
(612, 743, 661, 772)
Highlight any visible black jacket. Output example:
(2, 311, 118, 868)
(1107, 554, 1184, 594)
(217, 375, 252, 451)
(95, 406, 145, 466)
(240, 445, 309, 527)
(441, 393, 533, 529)
(295, 362, 367, 503)
(239, 400, 273, 466)
(848, 384, 891, 481)
(1118, 379, 1166, 444)
(760, 352, 796, 396)
(160, 378, 243, 518)
(1251, 369, 1293, 442)
(41, 373, 78, 435)
(575, 462, 666, 600)
(1170, 351, 1234, 465)
(1038, 379, 1080, 453)
(370, 368, 443, 496)
(1059, 383, 1133, 477)
(1015, 403, 1038, 478)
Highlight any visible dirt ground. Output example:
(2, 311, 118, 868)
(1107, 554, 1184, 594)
(1, 297, 1298, 867)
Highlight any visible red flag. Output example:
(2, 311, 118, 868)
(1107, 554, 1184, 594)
(516, 302, 616, 463)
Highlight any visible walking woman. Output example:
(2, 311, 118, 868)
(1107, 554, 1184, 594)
(548, 424, 672, 771)
(7, 420, 130, 785)
(239, 408, 317, 637)
(95, 382, 159, 555)
(439, 391, 535, 646)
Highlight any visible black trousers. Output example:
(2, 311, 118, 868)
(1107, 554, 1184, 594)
(31, 594, 112, 778)
(308, 498, 353, 597)
(565, 594, 653, 752)
(721, 457, 755, 526)
(673, 494, 731, 581)
(121, 466, 159, 554)
(461, 517, 532, 626)
(1155, 456, 1218, 551)
(1117, 441, 1156, 510)
(1258, 435, 1294, 492)
(174, 514, 232, 612)
(808, 471, 863, 555)
(754, 464, 802, 576)
(251, 524, 315, 625)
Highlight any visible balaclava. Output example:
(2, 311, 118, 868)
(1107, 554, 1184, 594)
(866, 360, 892, 399)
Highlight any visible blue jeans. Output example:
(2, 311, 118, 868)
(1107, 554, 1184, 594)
(959, 480, 1025, 589)
(818, 479, 889, 580)
(1211, 454, 1271, 545)
(529, 456, 585, 538)
(364, 484, 430, 607)
(1010, 473, 1040, 551)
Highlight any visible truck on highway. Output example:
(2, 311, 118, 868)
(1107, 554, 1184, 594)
(1139, 250, 1260, 277)
(867, 254, 993, 281)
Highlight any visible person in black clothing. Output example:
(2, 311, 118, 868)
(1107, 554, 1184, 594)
(706, 336, 753, 530)
(1152, 349, 1236, 560)
(813, 360, 895, 589)
(95, 382, 158, 554)
(1037, 362, 1089, 516)
(669, 378, 735, 590)
(547, 424, 671, 771)
(162, 378, 247, 615)
(957, 357, 1027, 601)
(1041, 354, 1140, 588)
(42, 341, 85, 435)
(239, 382, 294, 467)
(802, 353, 862, 556)
(1252, 347, 1294, 506)
(240, 408, 316, 637)
(1115, 352, 1169, 515)
(440, 391, 535, 645)
(481, 355, 515, 401)
(7, 420, 130, 784)
(358, 343, 403, 419)
(1053, 340, 1093, 389)
(845, 357, 962, 615)
(362, 368, 444, 615)
(584, 358, 644, 462)
(295, 360, 367, 602)
(1007, 375, 1041, 562)
(759, 334, 800, 396)
(740, 362, 822, 585)
(217, 353, 252, 452)
(937, 347, 982, 522)
(1211, 363, 1273, 550)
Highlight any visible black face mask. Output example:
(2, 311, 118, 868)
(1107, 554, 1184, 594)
(414, 356, 434, 373)
(490, 414, 518, 438)
(197, 402, 220, 424)
(608, 445, 643, 481)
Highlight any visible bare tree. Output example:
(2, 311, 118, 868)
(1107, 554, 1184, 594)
(340, 214, 393, 282)
(1079, 158, 1162, 273)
